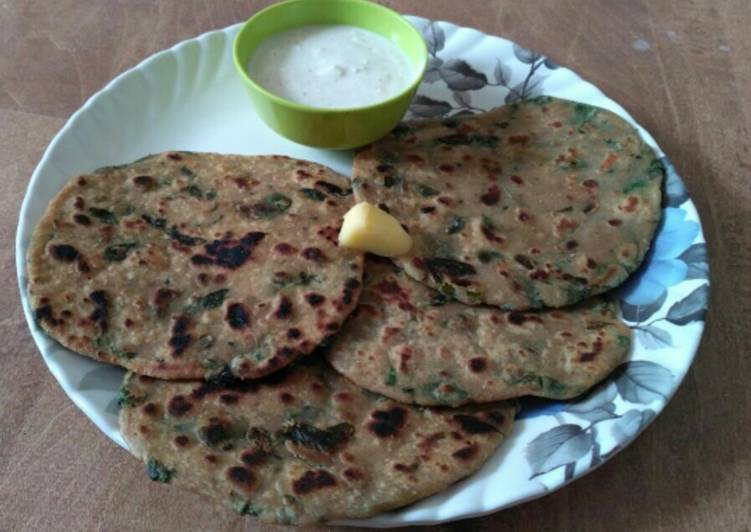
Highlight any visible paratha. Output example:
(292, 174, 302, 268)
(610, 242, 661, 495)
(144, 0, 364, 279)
(27, 152, 363, 379)
(352, 96, 663, 309)
(327, 258, 631, 406)
(119, 358, 515, 524)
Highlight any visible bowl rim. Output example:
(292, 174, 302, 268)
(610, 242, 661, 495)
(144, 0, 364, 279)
(232, 0, 428, 115)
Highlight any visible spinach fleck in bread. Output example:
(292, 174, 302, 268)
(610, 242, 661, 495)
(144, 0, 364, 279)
(327, 258, 631, 406)
(119, 358, 515, 524)
(352, 96, 663, 309)
(27, 152, 363, 379)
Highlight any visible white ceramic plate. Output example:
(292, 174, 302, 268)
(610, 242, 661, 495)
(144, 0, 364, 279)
(16, 16, 708, 527)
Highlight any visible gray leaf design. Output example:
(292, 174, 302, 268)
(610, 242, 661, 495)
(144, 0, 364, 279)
(636, 324, 673, 350)
(410, 95, 453, 118)
(76, 366, 125, 392)
(662, 156, 689, 207)
(513, 43, 542, 64)
(422, 21, 445, 56)
(576, 405, 619, 423)
(439, 59, 488, 91)
(504, 85, 522, 104)
(423, 56, 444, 83)
(453, 91, 472, 108)
(493, 59, 511, 85)
(679, 243, 709, 280)
(620, 290, 667, 323)
(565, 381, 617, 413)
(665, 284, 709, 325)
(452, 109, 477, 117)
(614, 361, 673, 404)
(543, 57, 560, 70)
(526, 424, 593, 478)
(611, 408, 656, 442)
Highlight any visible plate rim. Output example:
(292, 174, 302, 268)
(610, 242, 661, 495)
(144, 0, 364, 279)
(15, 15, 708, 527)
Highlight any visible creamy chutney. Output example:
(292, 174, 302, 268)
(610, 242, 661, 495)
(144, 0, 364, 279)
(248, 25, 415, 109)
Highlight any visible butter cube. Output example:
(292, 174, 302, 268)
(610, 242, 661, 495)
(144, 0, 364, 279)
(338, 202, 412, 257)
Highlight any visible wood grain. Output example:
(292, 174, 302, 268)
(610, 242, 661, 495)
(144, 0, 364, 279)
(1, 1, 750, 530)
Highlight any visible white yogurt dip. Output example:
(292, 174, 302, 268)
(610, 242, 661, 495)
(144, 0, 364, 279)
(248, 25, 415, 109)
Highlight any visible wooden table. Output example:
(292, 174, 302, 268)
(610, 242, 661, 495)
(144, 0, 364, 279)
(2, 1, 749, 530)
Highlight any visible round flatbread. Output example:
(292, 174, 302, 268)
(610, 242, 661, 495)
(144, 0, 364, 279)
(119, 359, 515, 525)
(327, 258, 631, 406)
(27, 152, 363, 379)
(352, 96, 663, 309)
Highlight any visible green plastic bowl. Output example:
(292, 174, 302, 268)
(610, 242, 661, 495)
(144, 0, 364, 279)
(233, 0, 427, 150)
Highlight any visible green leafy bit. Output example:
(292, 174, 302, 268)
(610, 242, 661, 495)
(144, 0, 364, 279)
(416, 184, 440, 197)
(88, 207, 118, 225)
(279, 422, 354, 453)
(481, 214, 497, 230)
(506, 373, 569, 398)
(446, 216, 466, 234)
(385, 366, 397, 386)
(429, 292, 450, 306)
(466, 288, 484, 304)
(142, 213, 203, 246)
(436, 281, 456, 298)
(527, 95, 554, 106)
(441, 117, 460, 128)
(623, 179, 647, 194)
(186, 185, 202, 197)
(142, 213, 167, 230)
(617, 334, 631, 347)
(250, 192, 292, 219)
(118, 385, 140, 408)
(95, 334, 137, 359)
(103, 242, 138, 262)
(94, 163, 128, 173)
(605, 138, 622, 149)
(233, 501, 263, 516)
(541, 376, 570, 398)
(436, 134, 499, 147)
(198, 289, 229, 310)
(571, 103, 599, 129)
(179, 166, 195, 178)
(647, 158, 664, 179)
(300, 188, 325, 201)
(518, 278, 544, 308)
(147, 459, 174, 483)
(185, 184, 217, 200)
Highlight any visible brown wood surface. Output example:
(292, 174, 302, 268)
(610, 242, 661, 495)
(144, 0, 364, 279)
(1, 1, 749, 530)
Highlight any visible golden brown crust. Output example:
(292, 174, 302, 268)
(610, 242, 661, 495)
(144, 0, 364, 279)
(327, 258, 632, 405)
(352, 97, 663, 309)
(119, 360, 516, 524)
(27, 152, 363, 379)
